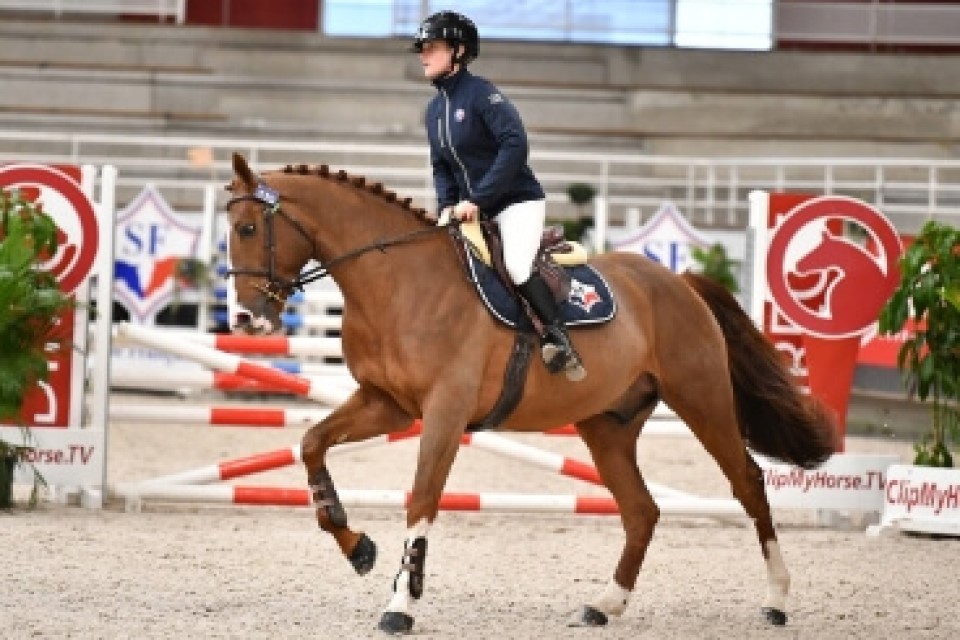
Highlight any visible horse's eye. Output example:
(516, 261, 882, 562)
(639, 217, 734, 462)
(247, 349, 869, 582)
(235, 222, 257, 238)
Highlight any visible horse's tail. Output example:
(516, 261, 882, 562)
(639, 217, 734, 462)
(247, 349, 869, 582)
(681, 272, 836, 469)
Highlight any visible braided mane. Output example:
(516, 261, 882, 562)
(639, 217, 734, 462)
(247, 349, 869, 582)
(279, 163, 432, 224)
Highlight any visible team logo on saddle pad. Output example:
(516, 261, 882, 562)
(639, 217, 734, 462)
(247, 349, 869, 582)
(568, 279, 601, 312)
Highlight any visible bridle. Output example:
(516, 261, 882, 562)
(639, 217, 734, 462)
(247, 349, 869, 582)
(225, 182, 319, 302)
(225, 181, 451, 303)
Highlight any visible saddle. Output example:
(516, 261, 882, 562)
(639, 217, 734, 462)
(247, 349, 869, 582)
(444, 216, 616, 433)
(443, 213, 589, 326)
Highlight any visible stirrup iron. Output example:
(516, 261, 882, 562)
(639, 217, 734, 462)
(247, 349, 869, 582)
(541, 327, 586, 382)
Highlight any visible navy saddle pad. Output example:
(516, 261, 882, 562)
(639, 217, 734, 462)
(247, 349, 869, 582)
(466, 250, 617, 329)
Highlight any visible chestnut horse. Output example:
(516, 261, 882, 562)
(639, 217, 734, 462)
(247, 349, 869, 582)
(224, 153, 834, 635)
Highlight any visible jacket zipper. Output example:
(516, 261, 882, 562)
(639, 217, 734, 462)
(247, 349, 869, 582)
(440, 87, 473, 196)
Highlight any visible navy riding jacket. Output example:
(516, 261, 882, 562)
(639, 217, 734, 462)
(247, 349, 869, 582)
(426, 69, 545, 219)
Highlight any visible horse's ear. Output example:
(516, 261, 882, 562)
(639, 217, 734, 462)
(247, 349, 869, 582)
(232, 153, 257, 189)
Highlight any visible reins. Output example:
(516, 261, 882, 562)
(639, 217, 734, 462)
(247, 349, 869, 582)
(225, 181, 454, 299)
(297, 224, 452, 285)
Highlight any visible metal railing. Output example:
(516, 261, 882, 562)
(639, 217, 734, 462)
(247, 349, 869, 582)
(1, 129, 958, 233)
(0, 0, 185, 23)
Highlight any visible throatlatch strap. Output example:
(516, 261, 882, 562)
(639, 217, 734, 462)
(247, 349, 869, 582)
(309, 467, 347, 528)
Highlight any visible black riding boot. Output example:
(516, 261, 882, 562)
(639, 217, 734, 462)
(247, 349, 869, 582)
(517, 274, 586, 382)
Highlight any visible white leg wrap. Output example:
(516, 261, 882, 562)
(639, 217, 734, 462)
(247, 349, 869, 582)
(386, 574, 412, 613)
(589, 578, 631, 617)
(762, 540, 790, 611)
(385, 519, 431, 614)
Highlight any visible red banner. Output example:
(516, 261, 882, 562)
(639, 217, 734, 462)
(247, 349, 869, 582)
(762, 194, 903, 449)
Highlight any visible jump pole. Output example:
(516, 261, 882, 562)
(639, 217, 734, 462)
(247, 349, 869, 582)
(110, 327, 343, 359)
(115, 322, 346, 405)
(110, 362, 356, 397)
(131, 419, 730, 513)
(180, 333, 343, 359)
(109, 403, 332, 428)
(114, 483, 745, 517)
(137, 423, 424, 486)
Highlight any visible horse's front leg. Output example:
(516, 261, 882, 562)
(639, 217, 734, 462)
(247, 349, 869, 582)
(300, 386, 412, 575)
(378, 398, 472, 635)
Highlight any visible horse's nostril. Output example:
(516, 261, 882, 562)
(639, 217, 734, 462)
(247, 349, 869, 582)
(233, 311, 252, 327)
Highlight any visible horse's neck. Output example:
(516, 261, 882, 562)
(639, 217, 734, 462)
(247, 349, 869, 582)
(324, 220, 463, 324)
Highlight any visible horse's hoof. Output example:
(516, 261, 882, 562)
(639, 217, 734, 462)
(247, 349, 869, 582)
(570, 605, 608, 627)
(761, 607, 787, 626)
(378, 611, 414, 635)
(349, 533, 377, 575)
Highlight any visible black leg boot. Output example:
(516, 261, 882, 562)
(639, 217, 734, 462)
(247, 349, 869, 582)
(517, 274, 586, 382)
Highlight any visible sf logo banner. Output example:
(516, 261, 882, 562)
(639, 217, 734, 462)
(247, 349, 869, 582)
(114, 185, 200, 323)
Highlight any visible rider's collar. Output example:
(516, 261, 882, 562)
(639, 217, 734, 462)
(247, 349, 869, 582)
(432, 67, 467, 91)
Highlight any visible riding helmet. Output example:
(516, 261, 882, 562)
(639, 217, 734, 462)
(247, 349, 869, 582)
(411, 11, 478, 65)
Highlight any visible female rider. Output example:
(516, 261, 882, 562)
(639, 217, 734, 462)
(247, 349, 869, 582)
(412, 10, 585, 381)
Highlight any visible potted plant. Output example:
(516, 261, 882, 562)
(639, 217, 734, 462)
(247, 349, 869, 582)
(562, 182, 596, 242)
(0, 188, 71, 507)
(692, 243, 739, 293)
(877, 220, 960, 467)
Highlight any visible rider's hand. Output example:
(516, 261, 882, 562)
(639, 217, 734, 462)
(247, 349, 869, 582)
(435, 205, 455, 225)
(453, 200, 479, 222)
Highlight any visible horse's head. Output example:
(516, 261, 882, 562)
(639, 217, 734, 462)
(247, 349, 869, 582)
(794, 229, 843, 276)
(225, 153, 317, 335)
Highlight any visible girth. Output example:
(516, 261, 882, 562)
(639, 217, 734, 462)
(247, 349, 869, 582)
(466, 330, 537, 433)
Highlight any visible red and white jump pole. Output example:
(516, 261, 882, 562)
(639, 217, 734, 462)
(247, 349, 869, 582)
(109, 403, 332, 428)
(115, 322, 347, 405)
(115, 483, 744, 517)
(131, 423, 598, 485)
(110, 362, 356, 397)
(140, 424, 424, 486)
(181, 333, 343, 358)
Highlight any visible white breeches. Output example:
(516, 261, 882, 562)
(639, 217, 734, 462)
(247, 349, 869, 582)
(497, 199, 546, 285)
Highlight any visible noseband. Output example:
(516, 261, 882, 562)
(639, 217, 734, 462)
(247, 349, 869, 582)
(225, 181, 450, 302)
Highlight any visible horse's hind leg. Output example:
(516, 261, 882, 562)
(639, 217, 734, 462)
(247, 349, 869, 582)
(663, 384, 790, 625)
(573, 414, 655, 626)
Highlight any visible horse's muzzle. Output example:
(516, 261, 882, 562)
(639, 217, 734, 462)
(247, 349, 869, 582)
(231, 311, 278, 335)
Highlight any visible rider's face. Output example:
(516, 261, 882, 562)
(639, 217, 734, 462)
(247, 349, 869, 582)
(419, 40, 457, 80)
